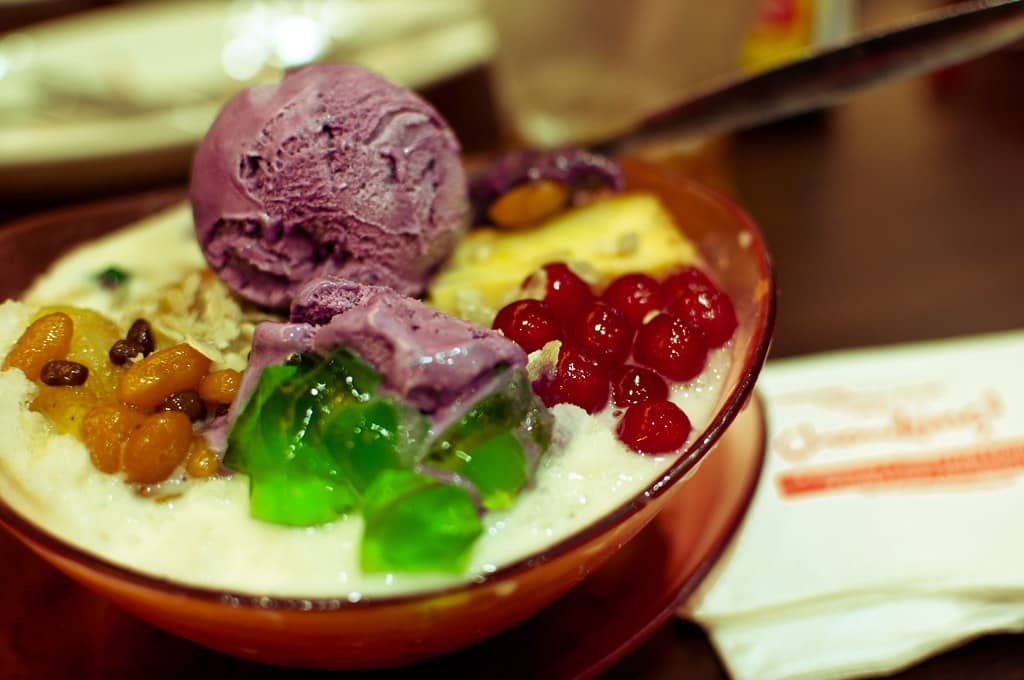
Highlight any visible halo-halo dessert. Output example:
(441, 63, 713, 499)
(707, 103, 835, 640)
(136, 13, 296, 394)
(0, 64, 773, 666)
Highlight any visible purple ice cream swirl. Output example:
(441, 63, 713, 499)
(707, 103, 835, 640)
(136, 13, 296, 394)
(190, 64, 469, 310)
(204, 278, 529, 454)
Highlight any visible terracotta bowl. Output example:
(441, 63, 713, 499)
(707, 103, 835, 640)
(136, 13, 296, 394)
(0, 160, 774, 670)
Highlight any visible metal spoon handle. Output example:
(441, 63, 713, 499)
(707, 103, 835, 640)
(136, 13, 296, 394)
(604, 0, 1024, 153)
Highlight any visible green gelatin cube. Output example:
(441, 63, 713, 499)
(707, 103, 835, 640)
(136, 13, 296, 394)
(224, 363, 298, 473)
(281, 349, 382, 452)
(457, 431, 528, 510)
(320, 398, 426, 492)
(314, 348, 382, 404)
(425, 368, 551, 510)
(447, 369, 553, 452)
(361, 470, 483, 573)
(225, 349, 435, 528)
(249, 473, 358, 526)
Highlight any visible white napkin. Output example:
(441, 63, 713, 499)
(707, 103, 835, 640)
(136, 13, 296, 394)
(684, 330, 1024, 680)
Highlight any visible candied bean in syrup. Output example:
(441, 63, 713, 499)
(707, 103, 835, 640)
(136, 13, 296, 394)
(126, 319, 155, 355)
(121, 412, 192, 484)
(117, 343, 212, 410)
(198, 369, 241, 405)
(185, 438, 221, 478)
(3, 312, 73, 381)
(488, 180, 571, 229)
(159, 390, 207, 422)
(81, 404, 146, 474)
(40, 360, 89, 387)
(108, 339, 146, 366)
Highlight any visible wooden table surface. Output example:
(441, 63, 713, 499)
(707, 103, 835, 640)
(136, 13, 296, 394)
(4, 2, 1024, 678)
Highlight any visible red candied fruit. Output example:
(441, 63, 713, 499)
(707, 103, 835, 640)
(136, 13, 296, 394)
(601, 273, 665, 326)
(667, 286, 737, 348)
(663, 266, 737, 348)
(611, 365, 669, 407)
(492, 299, 561, 353)
(526, 263, 593, 321)
(536, 347, 609, 414)
(662, 266, 716, 298)
(633, 314, 708, 382)
(565, 302, 634, 366)
(616, 400, 692, 454)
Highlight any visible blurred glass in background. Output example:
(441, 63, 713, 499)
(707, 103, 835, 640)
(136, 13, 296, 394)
(483, 0, 855, 148)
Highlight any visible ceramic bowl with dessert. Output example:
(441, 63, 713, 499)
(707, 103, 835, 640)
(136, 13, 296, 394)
(0, 65, 773, 669)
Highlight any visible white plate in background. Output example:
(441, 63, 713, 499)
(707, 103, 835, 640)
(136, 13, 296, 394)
(0, 0, 494, 196)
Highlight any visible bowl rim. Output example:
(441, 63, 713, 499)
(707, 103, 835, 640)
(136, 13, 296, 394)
(0, 168, 775, 611)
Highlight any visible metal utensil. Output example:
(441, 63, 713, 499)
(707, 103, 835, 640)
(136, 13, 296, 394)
(602, 0, 1024, 154)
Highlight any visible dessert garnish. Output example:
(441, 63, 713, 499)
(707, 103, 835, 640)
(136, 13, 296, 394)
(190, 64, 468, 309)
(428, 192, 699, 327)
(493, 262, 736, 454)
(3, 306, 228, 483)
(469, 148, 625, 227)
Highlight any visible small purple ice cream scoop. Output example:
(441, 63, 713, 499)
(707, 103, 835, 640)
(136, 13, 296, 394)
(190, 64, 469, 310)
(207, 279, 527, 452)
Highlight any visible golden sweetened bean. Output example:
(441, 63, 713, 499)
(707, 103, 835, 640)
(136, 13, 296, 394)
(121, 411, 193, 484)
(198, 369, 241, 405)
(185, 438, 221, 479)
(38, 306, 124, 398)
(488, 180, 571, 230)
(3, 312, 73, 381)
(118, 343, 212, 410)
(81, 404, 147, 473)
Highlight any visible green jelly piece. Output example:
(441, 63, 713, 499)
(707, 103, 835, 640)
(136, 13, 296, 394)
(321, 398, 427, 492)
(249, 473, 358, 527)
(224, 363, 298, 474)
(225, 349, 427, 527)
(361, 469, 483, 574)
(457, 431, 528, 510)
(290, 348, 381, 421)
(425, 368, 552, 510)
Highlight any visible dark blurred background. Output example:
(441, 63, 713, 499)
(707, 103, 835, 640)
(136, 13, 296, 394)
(2, 1, 1024, 678)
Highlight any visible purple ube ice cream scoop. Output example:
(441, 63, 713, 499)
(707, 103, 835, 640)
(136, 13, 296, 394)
(190, 64, 468, 310)
(206, 278, 527, 451)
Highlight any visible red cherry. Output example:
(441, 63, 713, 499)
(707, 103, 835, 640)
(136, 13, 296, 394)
(492, 299, 561, 353)
(663, 266, 737, 348)
(566, 302, 635, 366)
(616, 400, 692, 454)
(666, 287, 738, 348)
(526, 263, 594, 321)
(540, 347, 609, 414)
(611, 365, 669, 407)
(662, 266, 716, 299)
(601, 273, 665, 326)
(633, 314, 708, 382)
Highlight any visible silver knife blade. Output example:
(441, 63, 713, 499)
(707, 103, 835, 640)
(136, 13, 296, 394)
(602, 0, 1024, 154)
